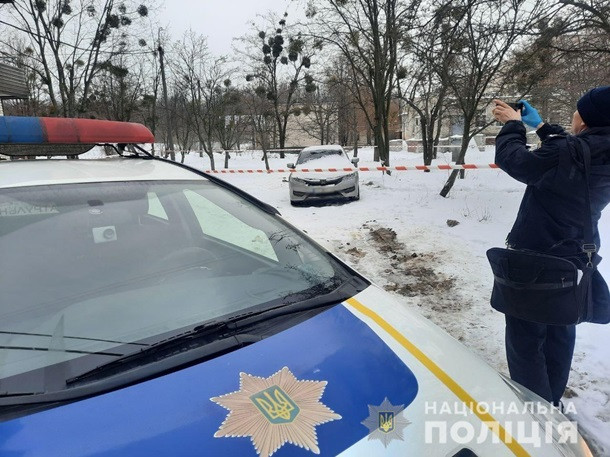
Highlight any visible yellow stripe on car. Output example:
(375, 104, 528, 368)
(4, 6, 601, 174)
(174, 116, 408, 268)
(346, 297, 531, 457)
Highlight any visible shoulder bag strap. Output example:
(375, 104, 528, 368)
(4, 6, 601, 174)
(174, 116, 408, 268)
(573, 137, 597, 323)
(575, 138, 596, 266)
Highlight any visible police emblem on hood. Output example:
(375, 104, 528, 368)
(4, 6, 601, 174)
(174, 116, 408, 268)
(362, 397, 411, 447)
(211, 367, 341, 457)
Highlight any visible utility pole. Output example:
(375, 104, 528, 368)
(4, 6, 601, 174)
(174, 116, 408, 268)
(157, 41, 175, 161)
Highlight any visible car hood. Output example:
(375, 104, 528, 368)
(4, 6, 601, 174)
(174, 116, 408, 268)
(0, 286, 583, 457)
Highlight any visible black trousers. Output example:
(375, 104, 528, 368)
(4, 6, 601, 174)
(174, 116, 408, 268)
(505, 315, 576, 405)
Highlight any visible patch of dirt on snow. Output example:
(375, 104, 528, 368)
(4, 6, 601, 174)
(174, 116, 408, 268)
(368, 227, 465, 313)
(346, 247, 366, 258)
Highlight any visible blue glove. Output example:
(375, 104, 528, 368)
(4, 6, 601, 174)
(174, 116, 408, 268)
(519, 100, 543, 128)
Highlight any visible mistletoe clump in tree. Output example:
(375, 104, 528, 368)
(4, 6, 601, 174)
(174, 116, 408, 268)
(245, 13, 318, 158)
(4, 0, 149, 118)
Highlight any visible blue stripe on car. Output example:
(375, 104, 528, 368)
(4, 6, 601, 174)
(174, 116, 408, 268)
(0, 304, 418, 456)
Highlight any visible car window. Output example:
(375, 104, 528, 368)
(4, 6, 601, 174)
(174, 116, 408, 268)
(0, 180, 352, 390)
(183, 189, 277, 261)
(147, 191, 168, 220)
(296, 149, 344, 165)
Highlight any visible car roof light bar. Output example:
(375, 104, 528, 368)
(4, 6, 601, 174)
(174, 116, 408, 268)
(0, 116, 154, 157)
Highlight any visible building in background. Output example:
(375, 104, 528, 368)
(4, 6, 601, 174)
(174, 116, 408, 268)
(0, 62, 28, 115)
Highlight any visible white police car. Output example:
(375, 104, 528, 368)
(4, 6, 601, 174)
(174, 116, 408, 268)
(0, 116, 593, 457)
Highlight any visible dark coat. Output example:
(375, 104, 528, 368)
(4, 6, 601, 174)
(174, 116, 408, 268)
(495, 120, 610, 315)
(495, 121, 610, 256)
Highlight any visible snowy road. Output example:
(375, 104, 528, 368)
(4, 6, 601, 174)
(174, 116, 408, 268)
(180, 146, 610, 456)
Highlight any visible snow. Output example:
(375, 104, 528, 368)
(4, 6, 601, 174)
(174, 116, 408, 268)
(300, 144, 345, 153)
(179, 146, 610, 455)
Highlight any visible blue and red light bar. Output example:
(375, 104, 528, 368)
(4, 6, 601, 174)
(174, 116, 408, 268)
(0, 116, 154, 145)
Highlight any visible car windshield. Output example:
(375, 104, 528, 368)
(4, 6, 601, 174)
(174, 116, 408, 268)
(0, 179, 355, 391)
(296, 149, 345, 165)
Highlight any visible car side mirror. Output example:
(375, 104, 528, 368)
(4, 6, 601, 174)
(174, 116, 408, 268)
(287, 163, 295, 169)
(351, 157, 360, 165)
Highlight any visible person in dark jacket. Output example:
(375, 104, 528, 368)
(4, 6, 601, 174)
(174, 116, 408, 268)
(492, 86, 610, 405)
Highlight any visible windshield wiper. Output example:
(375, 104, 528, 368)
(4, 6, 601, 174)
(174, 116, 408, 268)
(64, 326, 253, 387)
(68, 274, 360, 382)
(64, 279, 359, 388)
(210, 278, 356, 328)
(0, 333, 260, 412)
(0, 277, 365, 414)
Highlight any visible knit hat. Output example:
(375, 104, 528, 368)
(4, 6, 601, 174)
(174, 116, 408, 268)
(577, 86, 610, 127)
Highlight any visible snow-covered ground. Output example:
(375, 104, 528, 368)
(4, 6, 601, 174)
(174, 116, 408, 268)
(180, 145, 610, 455)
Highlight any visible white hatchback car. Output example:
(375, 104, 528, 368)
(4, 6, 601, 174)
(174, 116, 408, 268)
(287, 145, 360, 205)
(0, 116, 594, 457)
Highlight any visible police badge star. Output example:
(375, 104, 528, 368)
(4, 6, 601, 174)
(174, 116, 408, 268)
(211, 367, 341, 457)
(362, 397, 411, 447)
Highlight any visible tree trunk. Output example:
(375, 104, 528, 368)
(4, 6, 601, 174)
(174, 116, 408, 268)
(440, 124, 471, 197)
(374, 123, 390, 167)
(262, 145, 270, 171)
(422, 119, 432, 166)
(433, 116, 443, 160)
(440, 169, 459, 197)
(277, 118, 285, 159)
(382, 117, 390, 167)
(207, 151, 215, 171)
(224, 151, 230, 168)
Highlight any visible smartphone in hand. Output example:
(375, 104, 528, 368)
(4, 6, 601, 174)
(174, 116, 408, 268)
(507, 102, 524, 112)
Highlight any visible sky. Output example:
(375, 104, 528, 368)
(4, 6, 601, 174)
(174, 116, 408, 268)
(159, 0, 307, 56)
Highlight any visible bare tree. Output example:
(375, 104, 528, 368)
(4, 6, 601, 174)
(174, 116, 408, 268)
(173, 31, 227, 170)
(439, 0, 545, 197)
(396, 0, 471, 165)
(307, 0, 420, 166)
(172, 91, 195, 163)
(2, 0, 150, 117)
(241, 13, 317, 158)
(139, 46, 161, 155)
(557, 0, 610, 39)
(92, 54, 144, 121)
(214, 81, 248, 151)
(295, 80, 340, 145)
(326, 57, 361, 154)
(511, 29, 610, 126)
(243, 87, 275, 170)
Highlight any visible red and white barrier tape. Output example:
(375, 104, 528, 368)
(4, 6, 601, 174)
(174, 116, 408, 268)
(203, 164, 500, 174)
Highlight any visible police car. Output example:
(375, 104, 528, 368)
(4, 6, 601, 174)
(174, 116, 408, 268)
(0, 116, 593, 457)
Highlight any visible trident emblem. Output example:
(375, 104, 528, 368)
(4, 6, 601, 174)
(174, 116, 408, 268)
(251, 385, 301, 424)
(379, 412, 395, 433)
